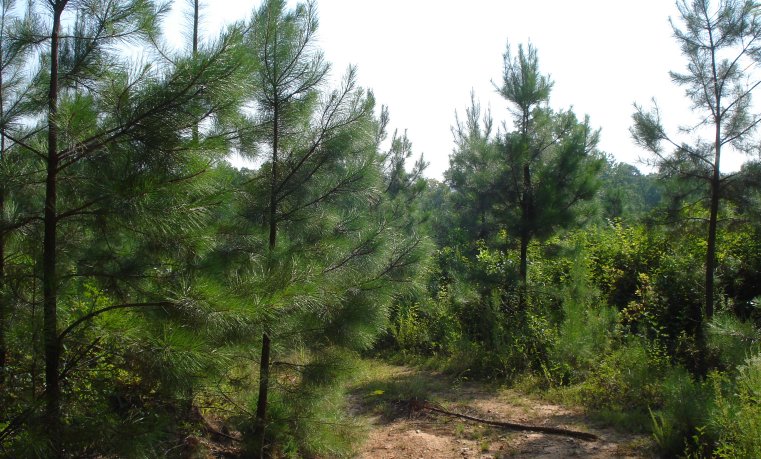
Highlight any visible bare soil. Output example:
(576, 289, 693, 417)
(193, 363, 655, 458)
(350, 365, 655, 459)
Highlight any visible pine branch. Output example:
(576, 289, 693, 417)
(58, 301, 173, 342)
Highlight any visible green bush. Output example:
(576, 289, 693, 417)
(441, 306, 557, 381)
(389, 295, 462, 356)
(707, 313, 760, 371)
(580, 338, 669, 431)
(584, 222, 664, 309)
(650, 368, 711, 457)
(548, 248, 617, 385)
(709, 353, 761, 458)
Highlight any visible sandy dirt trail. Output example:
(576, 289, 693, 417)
(351, 366, 654, 459)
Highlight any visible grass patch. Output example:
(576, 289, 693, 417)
(348, 359, 462, 421)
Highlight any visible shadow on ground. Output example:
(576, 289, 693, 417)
(350, 364, 656, 458)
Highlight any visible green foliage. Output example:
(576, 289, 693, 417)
(709, 354, 761, 458)
(719, 225, 761, 319)
(239, 350, 362, 458)
(0, 0, 429, 455)
(580, 339, 667, 419)
(650, 368, 712, 457)
(388, 298, 461, 356)
(584, 222, 664, 309)
(2, 0, 761, 456)
(596, 160, 661, 221)
(707, 313, 760, 371)
(547, 248, 617, 384)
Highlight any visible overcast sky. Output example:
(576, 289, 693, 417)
(166, 0, 750, 179)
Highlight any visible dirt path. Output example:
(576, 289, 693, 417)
(350, 365, 654, 458)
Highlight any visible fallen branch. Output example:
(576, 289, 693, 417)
(409, 399, 598, 442)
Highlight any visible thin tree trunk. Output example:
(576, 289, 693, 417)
(705, 12, 721, 325)
(191, 0, 199, 144)
(192, 0, 199, 56)
(0, 2, 7, 382)
(706, 134, 721, 321)
(44, 2, 65, 454)
(268, 102, 278, 250)
(518, 163, 532, 310)
(0, 74, 6, 382)
(519, 230, 528, 305)
(0, 189, 5, 379)
(695, 132, 721, 376)
(254, 332, 271, 458)
(254, 93, 280, 459)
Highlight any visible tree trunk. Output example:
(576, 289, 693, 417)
(254, 91, 279, 459)
(191, 0, 199, 144)
(44, 2, 65, 454)
(268, 100, 279, 249)
(518, 229, 529, 308)
(518, 163, 533, 310)
(694, 136, 721, 377)
(253, 332, 271, 458)
(192, 0, 199, 57)
(705, 139, 721, 321)
(0, 190, 5, 379)
(0, 4, 7, 383)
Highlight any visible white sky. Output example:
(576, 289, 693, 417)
(165, 0, 751, 179)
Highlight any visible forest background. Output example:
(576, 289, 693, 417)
(1, 0, 761, 458)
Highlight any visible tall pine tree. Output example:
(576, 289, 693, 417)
(496, 43, 603, 308)
(447, 44, 603, 309)
(632, 0, 761, 323)
(0, 0, 251, 453)
(241, 2, 427, 455)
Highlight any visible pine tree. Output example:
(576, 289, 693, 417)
(244, 0, 377, 454)
(496, 43, 603, 308)
(240, 2, 428, 455)
(0, 0, 251, 453)
(446, 44, 603, 309)
(447, 93, 501, 246)
(632, 0, 761, 323)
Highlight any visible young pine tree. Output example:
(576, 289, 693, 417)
(496, 43, 603, 308)
(447, 44, 602, 309)
(0, 1, 250, 454)
(240, 1, 428, 455)
(632, 0, 761, 323)
(631, 0, 761, 377)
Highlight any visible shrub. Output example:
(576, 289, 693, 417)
(548, 248, 617, 385)
(579, 338, 669, 431)
(650, 368, 711, 457)
(709, 353, 761, 458)
(707, 313, 760, 371)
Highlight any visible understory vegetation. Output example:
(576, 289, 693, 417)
(2, 0, 761, 458)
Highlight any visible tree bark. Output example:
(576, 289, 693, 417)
(192, 0, 199, 57)
(518, 163, 533, 310)
(696, 125, 721, 376)
(0, 3, 7, 382)
(191, 0, 199, 144)
(705, 129, 721, 321)
(254, 77, 280, 458)
(0, 190, 5, 379)
(43, 2, 66, 454)
(253, 332, 271, 458)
